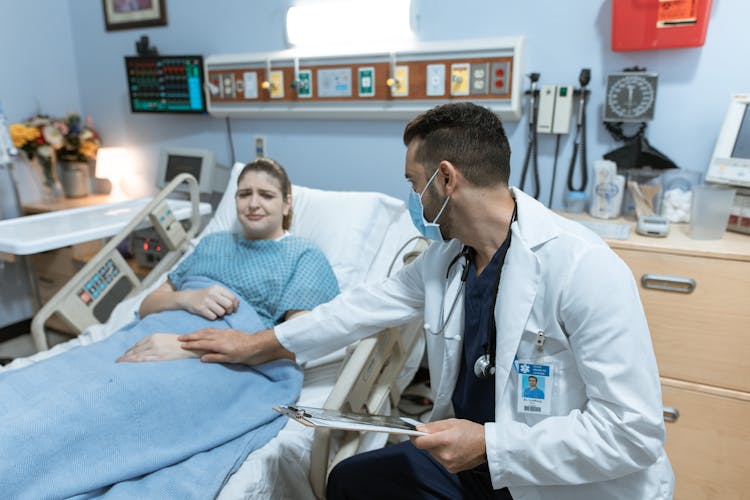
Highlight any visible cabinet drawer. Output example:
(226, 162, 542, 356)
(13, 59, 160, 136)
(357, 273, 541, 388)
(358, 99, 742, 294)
(615, 249, 750, 393)
(662, 381, 750, 500)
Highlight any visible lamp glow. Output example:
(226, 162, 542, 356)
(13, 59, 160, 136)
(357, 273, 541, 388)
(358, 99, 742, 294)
(95, 147, 134, 199)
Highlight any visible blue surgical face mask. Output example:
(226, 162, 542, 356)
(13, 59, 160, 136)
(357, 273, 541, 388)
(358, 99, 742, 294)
(407, 168, 450, 241)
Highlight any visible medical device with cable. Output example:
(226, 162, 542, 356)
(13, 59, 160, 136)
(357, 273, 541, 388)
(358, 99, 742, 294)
(705, 93, 750, 234)
(520, 73, 541, 199)
(565, 69, 591, 208)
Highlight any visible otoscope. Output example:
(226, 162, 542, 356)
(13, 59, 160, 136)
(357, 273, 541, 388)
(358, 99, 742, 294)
(520, 73, 541, 199)
(566, 69, 591, 193)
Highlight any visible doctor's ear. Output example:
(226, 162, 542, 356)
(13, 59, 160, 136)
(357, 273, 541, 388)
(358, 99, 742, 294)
(438, 161, 459, 191)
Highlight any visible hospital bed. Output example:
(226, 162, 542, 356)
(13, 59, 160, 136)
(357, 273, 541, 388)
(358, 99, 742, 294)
(3, 162, 426, 499)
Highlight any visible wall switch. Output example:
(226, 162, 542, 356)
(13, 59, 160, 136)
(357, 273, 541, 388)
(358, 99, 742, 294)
(552, 85, 574, 134)
(254, 136, 266, 158)
(536, 85, 556, 134)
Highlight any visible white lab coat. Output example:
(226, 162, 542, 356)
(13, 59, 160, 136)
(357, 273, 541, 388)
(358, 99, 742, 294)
(276, 188, 674, 499)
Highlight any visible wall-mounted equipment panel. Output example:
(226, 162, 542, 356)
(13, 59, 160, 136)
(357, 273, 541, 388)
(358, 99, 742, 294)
(205, 37, 524, 120)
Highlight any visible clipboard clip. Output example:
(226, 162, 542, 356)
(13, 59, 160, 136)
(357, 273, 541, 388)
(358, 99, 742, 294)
(286, 405, 312, 419)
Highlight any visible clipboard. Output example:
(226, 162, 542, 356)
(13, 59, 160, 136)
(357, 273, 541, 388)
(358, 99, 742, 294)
(274, 405, 427, 436)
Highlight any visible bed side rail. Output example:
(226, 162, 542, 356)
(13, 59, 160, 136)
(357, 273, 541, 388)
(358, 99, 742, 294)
(309, 237, 429, 499)
(30, 173, 202, 351)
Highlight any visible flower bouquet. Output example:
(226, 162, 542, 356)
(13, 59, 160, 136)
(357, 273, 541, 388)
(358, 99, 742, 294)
(10, 113, 101, 198)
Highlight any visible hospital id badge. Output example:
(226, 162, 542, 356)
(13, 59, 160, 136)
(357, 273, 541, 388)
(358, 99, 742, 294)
(516, 361, 553, 415)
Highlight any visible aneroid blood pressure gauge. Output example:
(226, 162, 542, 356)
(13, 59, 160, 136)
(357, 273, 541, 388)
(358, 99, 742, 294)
(603, 72, 658, 122)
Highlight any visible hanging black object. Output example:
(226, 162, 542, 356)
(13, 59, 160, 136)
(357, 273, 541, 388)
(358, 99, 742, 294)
(604, 133, 678, 171)
(135, 35, 159, 57)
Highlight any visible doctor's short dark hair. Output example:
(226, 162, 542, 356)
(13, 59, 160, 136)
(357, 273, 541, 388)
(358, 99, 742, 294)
(403, 102, 511, 186)
(238, 157, 293, 230)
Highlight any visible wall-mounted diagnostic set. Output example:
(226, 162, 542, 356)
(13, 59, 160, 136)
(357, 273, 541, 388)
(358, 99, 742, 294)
(204, 37, 524, 120)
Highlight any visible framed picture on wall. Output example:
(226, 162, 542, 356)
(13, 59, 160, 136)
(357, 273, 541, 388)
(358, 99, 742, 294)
(102, 0, 167, 31)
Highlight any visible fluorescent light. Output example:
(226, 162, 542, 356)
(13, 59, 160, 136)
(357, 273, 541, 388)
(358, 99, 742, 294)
(286, 0, 414, 47)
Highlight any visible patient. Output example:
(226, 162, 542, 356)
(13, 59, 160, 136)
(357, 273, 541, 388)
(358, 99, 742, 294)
(117, 157, 339, 362)
(0, 158, 339, 499)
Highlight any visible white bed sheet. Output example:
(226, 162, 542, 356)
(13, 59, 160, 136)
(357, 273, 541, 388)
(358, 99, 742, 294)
(3, 162, 422, 499)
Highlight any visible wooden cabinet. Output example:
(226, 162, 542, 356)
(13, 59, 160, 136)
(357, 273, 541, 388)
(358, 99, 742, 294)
(606, 224, 750, 500)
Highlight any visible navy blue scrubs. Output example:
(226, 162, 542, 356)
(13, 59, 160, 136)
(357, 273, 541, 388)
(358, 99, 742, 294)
(327, 237, 513, 500)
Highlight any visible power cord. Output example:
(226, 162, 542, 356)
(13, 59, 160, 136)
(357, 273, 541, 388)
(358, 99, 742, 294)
(225, 116, 236, 165)
(548, 134, 562, 207)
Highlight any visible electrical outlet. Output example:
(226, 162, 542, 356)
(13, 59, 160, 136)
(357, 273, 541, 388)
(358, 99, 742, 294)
(254, 136, 267, 158)
(552, 85, 574, 134)
(536, 85, 556, 134)
(470, 63, 489, 95)
(221, 73, 236, 98)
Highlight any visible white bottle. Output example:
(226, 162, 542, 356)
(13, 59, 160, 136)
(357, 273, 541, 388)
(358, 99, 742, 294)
(589, 160, 624, 219)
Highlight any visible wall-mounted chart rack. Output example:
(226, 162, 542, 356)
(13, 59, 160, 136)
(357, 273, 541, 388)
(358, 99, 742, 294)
(205, 37, 524, 121)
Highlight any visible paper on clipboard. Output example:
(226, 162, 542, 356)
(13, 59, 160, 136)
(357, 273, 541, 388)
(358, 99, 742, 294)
(274, 405, 427, 436)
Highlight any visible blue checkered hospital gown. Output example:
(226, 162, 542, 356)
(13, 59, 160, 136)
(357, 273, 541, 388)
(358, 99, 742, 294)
(169, 232, 340, 328)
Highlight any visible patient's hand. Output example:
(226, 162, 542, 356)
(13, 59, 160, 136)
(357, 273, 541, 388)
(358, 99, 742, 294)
(182, 285, 239, 319)
(116, 333, 204, 363)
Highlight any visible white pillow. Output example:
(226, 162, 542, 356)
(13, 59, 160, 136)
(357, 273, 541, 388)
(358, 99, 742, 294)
(200, 162, 417, 291)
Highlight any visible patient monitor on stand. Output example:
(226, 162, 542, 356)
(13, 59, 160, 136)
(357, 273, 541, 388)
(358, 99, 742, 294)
(156, 147, 230, 206)
(705, 93, 750, 234)
(131, 148, 228, 269)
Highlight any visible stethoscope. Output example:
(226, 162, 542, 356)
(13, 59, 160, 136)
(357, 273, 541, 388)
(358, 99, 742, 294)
(423, 205, 517, 380)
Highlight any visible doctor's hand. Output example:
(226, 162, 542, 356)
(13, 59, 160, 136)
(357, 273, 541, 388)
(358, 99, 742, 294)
(116, 333, 203, 363)
(179, 327, 295, 365)
(411, 418, 487, 474)
(181, 285, 239, 320)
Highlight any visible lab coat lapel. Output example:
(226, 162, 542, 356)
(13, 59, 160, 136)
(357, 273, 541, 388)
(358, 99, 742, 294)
(493, 188, 557, 403)
(493, 227, 539, 402)
(431, 256, 465, 416)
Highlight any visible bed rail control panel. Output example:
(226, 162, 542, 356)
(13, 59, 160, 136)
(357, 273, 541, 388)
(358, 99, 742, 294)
(148, 201, 188, 251)
(57, 250, 140, 333)
(30, 173, 204, 352)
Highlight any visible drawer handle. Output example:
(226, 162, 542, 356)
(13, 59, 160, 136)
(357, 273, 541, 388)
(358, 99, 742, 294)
(641, 274, 695, 294)
(663, 406, 680, 423)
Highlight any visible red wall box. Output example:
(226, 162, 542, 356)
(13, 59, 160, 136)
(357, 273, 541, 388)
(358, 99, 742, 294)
(612, 0, 713, 51)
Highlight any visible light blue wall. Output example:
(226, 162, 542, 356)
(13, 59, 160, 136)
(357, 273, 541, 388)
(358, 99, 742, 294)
(0, 0, 82, 327)
(2, 0, 749, 325)
(10, 0, 750, 203)
(60, 0, 750, 204)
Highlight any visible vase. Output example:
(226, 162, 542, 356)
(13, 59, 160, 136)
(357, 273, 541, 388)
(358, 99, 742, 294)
(60, 161, 90, 198)
(35, 156, 63, 203)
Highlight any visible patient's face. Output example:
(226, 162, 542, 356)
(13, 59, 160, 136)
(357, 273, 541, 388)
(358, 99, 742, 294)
(235, 171, 291, 240)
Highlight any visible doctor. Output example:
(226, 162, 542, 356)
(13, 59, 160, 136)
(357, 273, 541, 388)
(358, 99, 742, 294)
(178, 102, 674, 499)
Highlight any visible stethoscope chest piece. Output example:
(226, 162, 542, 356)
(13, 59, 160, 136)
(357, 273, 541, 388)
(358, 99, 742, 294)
(473, 354, 495, 379)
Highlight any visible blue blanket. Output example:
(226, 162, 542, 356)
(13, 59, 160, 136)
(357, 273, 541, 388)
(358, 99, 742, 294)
(0, 276, 303, 499)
